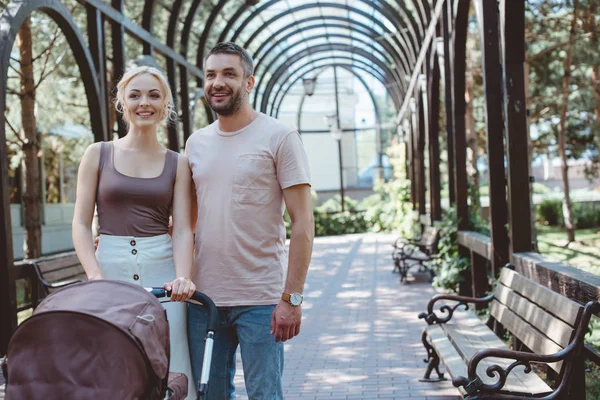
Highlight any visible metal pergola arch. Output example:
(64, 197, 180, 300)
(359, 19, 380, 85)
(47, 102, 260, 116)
(252, 24, 410, 84)
(249, 15, 396, 61)
(190, 0, 428, 89)
(221, 0, 422, 60)
(219, 1, 421, 74)
(258, 43, 404, 113)
(254, 35, 404, 106)
(270, 56, 402, 117)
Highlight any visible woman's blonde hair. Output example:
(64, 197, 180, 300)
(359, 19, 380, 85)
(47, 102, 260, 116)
(114, 66, 177, 125)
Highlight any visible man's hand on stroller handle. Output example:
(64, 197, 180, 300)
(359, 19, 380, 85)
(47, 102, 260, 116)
(163, 277, 196, 302)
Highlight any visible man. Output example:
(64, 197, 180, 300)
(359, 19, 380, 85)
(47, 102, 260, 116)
(185, 42, 314, 399)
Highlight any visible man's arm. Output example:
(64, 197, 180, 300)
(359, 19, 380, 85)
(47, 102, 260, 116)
(271, 183, 314, 342)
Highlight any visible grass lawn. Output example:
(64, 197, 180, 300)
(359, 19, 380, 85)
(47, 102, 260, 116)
(536, 226, 600, 276)
(537, 225, 600, 370)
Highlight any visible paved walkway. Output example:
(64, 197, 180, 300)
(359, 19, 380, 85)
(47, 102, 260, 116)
(0, 233, 461, 399)
(234, 233, 461, 400)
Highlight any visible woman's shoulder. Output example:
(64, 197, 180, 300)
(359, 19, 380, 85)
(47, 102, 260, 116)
(83, 141, 105, 160)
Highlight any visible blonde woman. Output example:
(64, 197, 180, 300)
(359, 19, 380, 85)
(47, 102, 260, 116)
(72, 66, 195, 398)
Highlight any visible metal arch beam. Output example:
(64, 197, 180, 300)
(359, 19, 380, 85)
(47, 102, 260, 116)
(254, 33, 401, 95)
(141, 0, 156, 54)
(222, 1, 421, 65)
(257, 44, 402, 113)
(452, 0, 470, 233)
(272, 59, 398, 117)
(242, 5, 408, 60)
(241, 5, 415, 75)
(82, 0, 204, 78)
(225, 0, 422, 63)
(261, 45, 403, 113)
(254, 36, 404, 109)
(196, 0, 229, 72)
(395, 0, 446, 123)
(271, 57, 401, 116)
(253, 24, 409, 85)
(164, 0, 186, 150)
(274, 63, 391, 120)
(179, 0, 215, 135)
(110, 0, 126, 137)
(259, 44, 404, 113)
(0, 0, 104, 353)
(249, 15, 411, 77)
(407, 0, 429, 37)
(270, 55, 398, 114)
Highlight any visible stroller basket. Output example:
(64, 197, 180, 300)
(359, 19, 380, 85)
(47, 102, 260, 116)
(3, 280, 218, 400)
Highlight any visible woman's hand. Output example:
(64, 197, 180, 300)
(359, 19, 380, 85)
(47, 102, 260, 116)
(164, 277, 196, 302)
(88, 272, 104, 281)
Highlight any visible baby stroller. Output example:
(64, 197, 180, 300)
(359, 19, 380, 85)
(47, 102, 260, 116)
(2, 280, 218, 400)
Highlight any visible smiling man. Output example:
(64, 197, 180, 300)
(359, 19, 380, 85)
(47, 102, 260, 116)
(185, 42, 315, 399)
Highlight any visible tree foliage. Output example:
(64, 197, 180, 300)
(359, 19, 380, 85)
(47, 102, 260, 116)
(526, 0, 600, 173)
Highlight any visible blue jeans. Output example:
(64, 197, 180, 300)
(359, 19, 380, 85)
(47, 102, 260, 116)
(188, 304, 284, 400)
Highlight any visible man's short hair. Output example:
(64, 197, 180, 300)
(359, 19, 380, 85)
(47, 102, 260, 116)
(204, 42, 254, 77)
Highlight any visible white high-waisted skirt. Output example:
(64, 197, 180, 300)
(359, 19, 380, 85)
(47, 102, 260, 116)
(96, 233, 195, 399)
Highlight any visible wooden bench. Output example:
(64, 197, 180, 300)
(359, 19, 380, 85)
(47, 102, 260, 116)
(418, 265, 599, 399)
(392, 226, 439, 283)
(30, 251, 86, 306)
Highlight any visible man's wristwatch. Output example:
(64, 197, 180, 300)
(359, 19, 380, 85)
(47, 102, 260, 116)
(281, 292, 303, 306)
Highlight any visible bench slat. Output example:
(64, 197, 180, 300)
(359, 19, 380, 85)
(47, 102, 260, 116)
(442, 323, 552, 395)
(499, 268, 582, 327)
(490, 300, 563, 373)
(494, 284, 576, 349)
(37, 254, 81, 274)
(43, 265, 87, 284)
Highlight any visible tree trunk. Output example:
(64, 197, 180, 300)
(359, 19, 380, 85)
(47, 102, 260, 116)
(584, 2, 600, 149)
(557, 0, 579, 244)
(17, 17, 42, 259)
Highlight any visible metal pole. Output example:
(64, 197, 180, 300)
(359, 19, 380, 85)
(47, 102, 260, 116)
(333, 66, 345, 212)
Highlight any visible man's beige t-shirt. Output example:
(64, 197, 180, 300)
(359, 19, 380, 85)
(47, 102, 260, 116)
(186, 113, 311, 306)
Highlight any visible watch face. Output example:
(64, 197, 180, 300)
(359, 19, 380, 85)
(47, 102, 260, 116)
(290, 293, 303, 306)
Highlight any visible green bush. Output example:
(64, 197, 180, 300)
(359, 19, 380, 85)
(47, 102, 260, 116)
(313, 210, 369, 236)
(573, 203, 600, 229)
(428, 209, 471, 292)
(360, 179, 417, 237)
(536, 199, 600, 229)
(285, 194, 370, 237)
(532, 182, 551, 194)
(536, 199, 563, 226)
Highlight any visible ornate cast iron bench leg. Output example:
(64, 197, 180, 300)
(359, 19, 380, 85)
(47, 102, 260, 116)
(419, 329, 445, 382)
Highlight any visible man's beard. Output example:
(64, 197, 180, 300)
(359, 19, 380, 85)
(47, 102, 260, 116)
(207, 87, 244, 116)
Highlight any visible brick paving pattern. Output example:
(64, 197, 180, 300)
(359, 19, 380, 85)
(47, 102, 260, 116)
(233, 233, 461, 400)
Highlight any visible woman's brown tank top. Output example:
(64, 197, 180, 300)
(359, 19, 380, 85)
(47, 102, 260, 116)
(96, 142, 178, 237)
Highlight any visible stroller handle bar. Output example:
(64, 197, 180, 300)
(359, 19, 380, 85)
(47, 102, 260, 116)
(149, 288, 218, 397)
(148, 288, 219, 334)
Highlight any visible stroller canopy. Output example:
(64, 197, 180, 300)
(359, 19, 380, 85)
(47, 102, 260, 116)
(32, 280, 170, 379)
(5, 280, 173, 400)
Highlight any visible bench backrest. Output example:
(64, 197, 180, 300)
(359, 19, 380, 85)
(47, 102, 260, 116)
(34, 251, 87, 292)
(420, 226, 438, 247)
(491, 268, 584, 375)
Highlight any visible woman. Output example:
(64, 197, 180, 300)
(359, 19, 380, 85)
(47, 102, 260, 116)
(72, 66, 196, 398)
